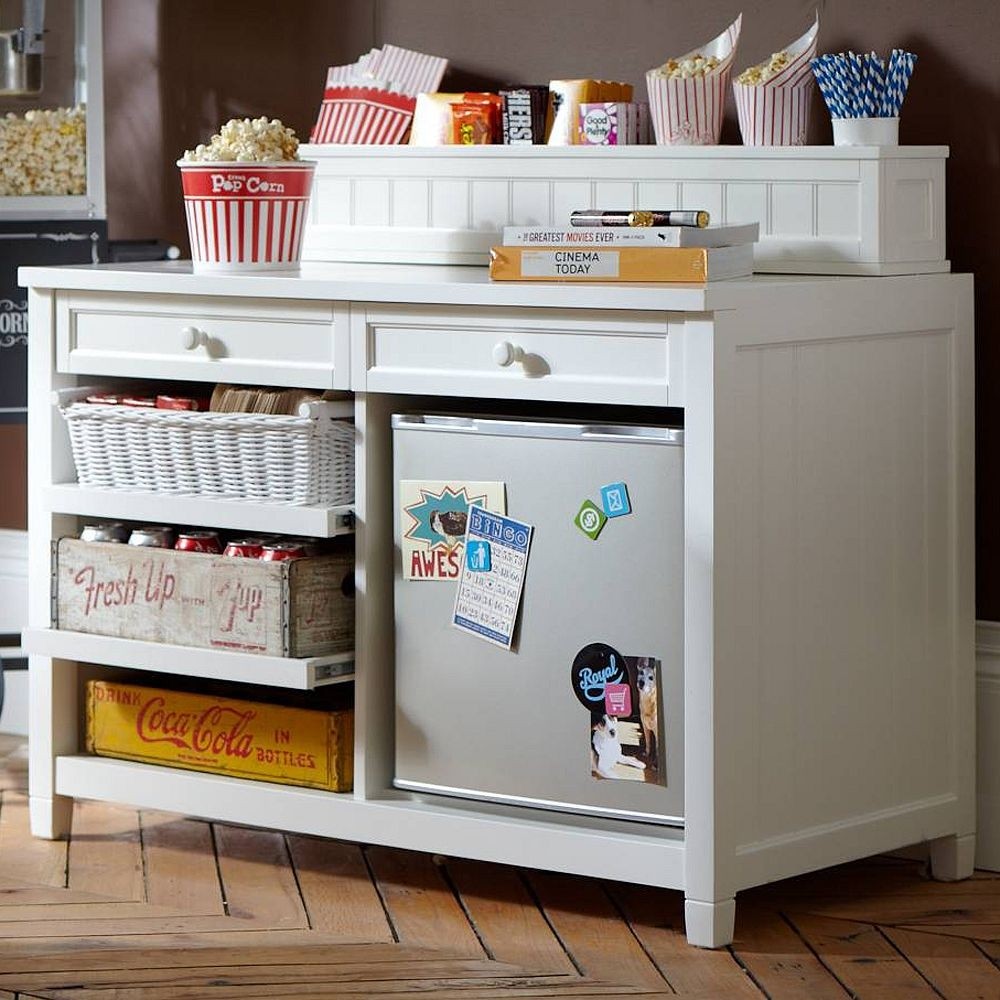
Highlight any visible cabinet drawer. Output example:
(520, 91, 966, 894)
(358, 305, 671, 405)
(56, 292, 348, 389)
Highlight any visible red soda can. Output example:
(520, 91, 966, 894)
(175, 531, 222, 554)
(156, 395, 211, 411)
(128, 526, 175, 547)
(260, 542, 307, 562)
(284, 536, 322, 556)
(223, 537, 267, 558)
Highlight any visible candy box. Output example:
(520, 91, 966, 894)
(177, 160, 316, 271)
(578, 102, 629, 145)
(54, 538, 354, 658)
(85, 679, 354, 792)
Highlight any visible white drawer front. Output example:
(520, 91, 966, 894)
(357, 305, 670, 405)
(56, 292, 348, 389)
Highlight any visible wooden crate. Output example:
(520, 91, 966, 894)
(54, 538, 354, 657)
(86, 679, 353, 791)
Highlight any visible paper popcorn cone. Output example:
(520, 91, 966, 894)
(734, 17, 819, 146)
(311, 86, 416, 144)
(178, 161, 315, 271)
(310, 44, 448, 145)
(645, 14, 741, 145)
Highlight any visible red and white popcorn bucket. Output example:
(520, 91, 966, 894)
(645, 14, 741, 145)
(733, 18, 819, 146)
(178, 161, 315, 271)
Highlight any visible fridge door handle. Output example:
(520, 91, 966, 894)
(580, 426, 685, 445)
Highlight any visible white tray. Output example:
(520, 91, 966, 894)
(299, 144, 948, 276)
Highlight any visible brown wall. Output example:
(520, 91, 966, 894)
(0, 426, 27, 530)
(102, 0, 1000, 614)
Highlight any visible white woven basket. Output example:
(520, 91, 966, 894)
(61, 401, 355, 506)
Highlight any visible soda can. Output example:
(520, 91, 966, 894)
(259, 542, 307, 562)
(85, 392, 125, 405)
(223, 537, 267, 558)
(156, 395, 211, 412)
(80, 522, 129, 543)
(128, 526, 175, 548)
(122, 396, 157, 408)
(175, 531, 222, 554)
(283, 536, 322, 556)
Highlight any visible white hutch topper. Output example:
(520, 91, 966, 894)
(20, 261, 974, 948)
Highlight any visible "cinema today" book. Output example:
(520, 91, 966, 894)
(488, 243, 753, 282)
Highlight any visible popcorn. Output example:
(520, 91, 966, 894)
(654, 54, 720, 80)
(181, 117, 299, 163)
(736, 51, 791, 86)
(0, 106, 86, 196)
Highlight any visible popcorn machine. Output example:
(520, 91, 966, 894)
(0, 0, 106, 710)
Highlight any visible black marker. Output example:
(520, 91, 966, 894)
(570, 209, 710, 228)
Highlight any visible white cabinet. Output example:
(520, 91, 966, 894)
(19, 263, 976, 948)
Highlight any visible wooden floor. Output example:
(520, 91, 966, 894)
(0, 737, 997, 998)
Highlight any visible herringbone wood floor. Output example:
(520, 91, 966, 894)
(0, 736, 997, 998)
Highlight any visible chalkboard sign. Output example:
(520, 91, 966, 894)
(0, 221, 108, 424)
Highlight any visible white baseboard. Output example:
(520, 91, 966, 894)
(0, 529, 28, 736)
(0, 529, 27, 635)
(976, 621, 1000, 871)
(0, 669, 28, 737)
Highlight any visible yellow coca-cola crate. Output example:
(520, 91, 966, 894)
(85, 680, 353, 792)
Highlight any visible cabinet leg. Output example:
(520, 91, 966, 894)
(929, 833, 976, 881)
(684, 896, 736, 948)
(29, 794, 73, 840)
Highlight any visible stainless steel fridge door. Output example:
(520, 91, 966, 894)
(392, 415, 684, 825)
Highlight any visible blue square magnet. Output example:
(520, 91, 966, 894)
(466, 539, 491, 572)
(600, 482, 631, 518)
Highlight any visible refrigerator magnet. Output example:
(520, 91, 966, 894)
(570, 642, 627, 711)
(605, 681, 632, 718)
(574, 499, 607, 540)
(465, 539, 491, 572)
(399, 480, 506, 581)
(452, 507, 533, 649)
(600, 481, 631, 518)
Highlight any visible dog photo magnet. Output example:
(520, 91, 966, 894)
(570, 642, 627, 712)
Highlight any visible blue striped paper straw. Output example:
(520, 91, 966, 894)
(811, 57, 847, 118)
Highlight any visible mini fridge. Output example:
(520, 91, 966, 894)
(392, 413, 685, 825)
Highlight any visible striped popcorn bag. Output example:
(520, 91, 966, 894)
(178, 161, 315, 271)
(645, 14, 741, 146)
(733, 17, 819, 146)
(311, 44, 448, 145)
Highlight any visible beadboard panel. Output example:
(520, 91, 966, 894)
(722, 320, 964, 853)
(976, 623, 1000, 870)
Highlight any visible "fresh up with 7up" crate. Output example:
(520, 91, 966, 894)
(54, 538, 354, 658)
